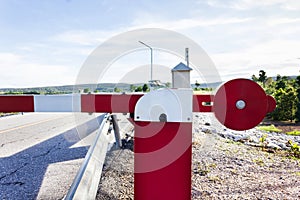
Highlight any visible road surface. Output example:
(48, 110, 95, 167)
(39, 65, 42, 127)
(0, 112, 104, 200)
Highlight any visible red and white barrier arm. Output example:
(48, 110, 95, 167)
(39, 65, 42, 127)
(0, 94, 213, 113)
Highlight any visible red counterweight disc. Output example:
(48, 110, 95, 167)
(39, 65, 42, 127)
(267, 95, 276, 113)
(213, 78, 268, 131)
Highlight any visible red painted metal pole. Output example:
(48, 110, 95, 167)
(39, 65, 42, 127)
(133, 121, 192, 200)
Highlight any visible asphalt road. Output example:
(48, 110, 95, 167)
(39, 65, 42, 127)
(0, 112, 105, 200)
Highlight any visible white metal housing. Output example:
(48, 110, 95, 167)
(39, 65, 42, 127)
(171, 62, 192, 89)
(134, 88, 193, 122)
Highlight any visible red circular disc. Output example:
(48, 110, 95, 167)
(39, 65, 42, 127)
(213, 78, 268, 131)
(267, 95, 276, 113)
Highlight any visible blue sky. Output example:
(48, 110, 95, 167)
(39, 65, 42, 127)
(0, 0, 300, 88)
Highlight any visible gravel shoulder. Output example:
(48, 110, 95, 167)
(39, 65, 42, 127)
(192, 133, 300, 199)
(97, 115, 300, 200)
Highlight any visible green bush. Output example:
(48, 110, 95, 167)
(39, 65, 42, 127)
(253, 70, 300, 121)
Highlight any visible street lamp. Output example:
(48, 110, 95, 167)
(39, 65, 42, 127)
(139, 41, 153, 82)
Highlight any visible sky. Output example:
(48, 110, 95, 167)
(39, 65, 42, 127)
(0, 0, 300, 88)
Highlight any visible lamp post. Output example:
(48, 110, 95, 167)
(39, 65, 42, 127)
(139, 41, 153, 82)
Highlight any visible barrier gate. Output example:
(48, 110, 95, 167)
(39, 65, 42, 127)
(0, 72, 276, 199)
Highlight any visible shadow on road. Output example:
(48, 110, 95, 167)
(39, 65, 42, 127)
(0, 114, 106, 200)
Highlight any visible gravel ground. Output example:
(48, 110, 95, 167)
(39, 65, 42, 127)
(96, 145, 134, 200)
(192, 133, 300, 199)
(97, 115, 300, 199)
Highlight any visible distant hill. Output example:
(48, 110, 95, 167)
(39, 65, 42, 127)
(191, 81, 223, 89)
(0, 83, 146, 94)
(0, 81, 222, 94)
(0, 80, 231, 95)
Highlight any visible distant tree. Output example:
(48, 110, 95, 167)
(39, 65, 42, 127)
(202, 87, 213, 92)
(5, 91, 23, 95)
(296, 75, 300, 86)
(276, 74, 282, 81)
(264, 77, 273, 87)
(23, 91, 40, 95)
(275, 79, 287, 90)
(271, 87, 298, 121)
(296, 92, 300, 123)
(256, 71, 300, 122)
(45, 88, 55, 94)
(252, 74, 258, 82)
(282, 76, 289, 80)
(135, 86, 143, 92)
(296, 75, 300, 122)
(195, 80, 201, 90)
(165, 82, 171, 88)
(265, 80, 276, 95)
(258, 70, 267, 87)
(142, 84, 149, 92)
(83, 88, 90, 93)
(114, 87, 121, 93)
(130, 85, 136, 92)
(93, 89, 99, 93)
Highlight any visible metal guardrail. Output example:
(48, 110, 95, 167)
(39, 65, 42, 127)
(65, 113, 110, 200)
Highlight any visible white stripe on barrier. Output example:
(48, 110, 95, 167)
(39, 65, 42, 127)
(34, 94, 81, 112)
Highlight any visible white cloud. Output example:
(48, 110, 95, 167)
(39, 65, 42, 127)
(132, 16, 253, 30)
(51, 29, 126, 46)
(266, 17, 300, 26)
(52, 30, 105, 46)
(205, 0, 300, 10)
(230, 0, 286, 10)
(211, 39, 300, 81)
(0, 53, 77, 88)
(50, 16, 253, 48)
(279, 0, 300, 10)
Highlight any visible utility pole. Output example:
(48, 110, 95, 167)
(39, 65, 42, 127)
(139, 41, 153, 82)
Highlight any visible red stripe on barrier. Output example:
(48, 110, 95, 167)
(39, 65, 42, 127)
(81, 94, 214, 113)
(0, 96, 34, 112)
(81, 94, 143, 113)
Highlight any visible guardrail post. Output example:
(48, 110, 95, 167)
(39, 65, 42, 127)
(111, 114, 122, 148)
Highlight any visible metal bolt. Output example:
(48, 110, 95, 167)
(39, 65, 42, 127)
(159, 113, 167, 122)
(236, 100, 246, 110)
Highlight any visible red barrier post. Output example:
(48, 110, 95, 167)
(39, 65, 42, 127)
(134, 121, 192, 200)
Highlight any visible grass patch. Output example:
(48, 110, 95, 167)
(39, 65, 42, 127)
(289, 156, 300, 161)
(0, 112, 18, 117)
(253, 158, 265, 166)
(286, 130, 300, 136)
(225, 139, 242, 145)
(257, 125, 282, 133)
(0, 112, 10, 117)
(208, 176, 221, 183)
